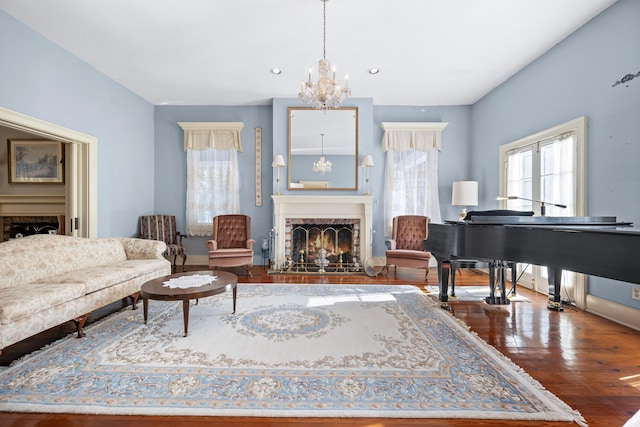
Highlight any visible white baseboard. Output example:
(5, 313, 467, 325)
(185, 255, 208, 266)
(586, 294, 640, 331)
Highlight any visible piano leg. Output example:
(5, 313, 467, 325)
(508, 261, 517, 297)
(439, 260, 451, 311)
(547, 267, 564, 311)
(485, 261, 511, 305)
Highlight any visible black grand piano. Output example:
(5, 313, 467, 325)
(425, 215, 640, 310)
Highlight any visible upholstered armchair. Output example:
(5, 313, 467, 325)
(385, 215, 431, 280)
(206, 214, 255, 276)
(139, 215, 187, 272)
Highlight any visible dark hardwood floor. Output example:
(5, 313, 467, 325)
(1, 266, 639, 427)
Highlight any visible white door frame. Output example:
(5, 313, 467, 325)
(0, 106, 98, 238)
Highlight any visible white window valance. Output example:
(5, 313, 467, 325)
(381, 122, 448, 152)
(178, 122, 245, 151)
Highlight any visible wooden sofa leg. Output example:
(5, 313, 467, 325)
(246, 265, 253, 277)
(129, 292, 140, 310)
(73, 314, 88, 338)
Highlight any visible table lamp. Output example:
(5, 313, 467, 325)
(452, 181, 478, 220)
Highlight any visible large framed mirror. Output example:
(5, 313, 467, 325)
(288, 106, 358, 190)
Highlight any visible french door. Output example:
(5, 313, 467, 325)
(498, 117, 587, 306)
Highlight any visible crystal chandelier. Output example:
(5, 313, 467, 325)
(313, 133, 332, 174)
(299, 0, 350, 111)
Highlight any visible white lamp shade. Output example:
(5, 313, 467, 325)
(452, 181, 478, 206)
(360, 154, 374, 167)
(272, 154, 285, 167)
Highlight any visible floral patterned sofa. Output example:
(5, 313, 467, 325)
(0, 234, 171, 354)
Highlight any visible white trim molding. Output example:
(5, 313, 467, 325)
(0, 106, 98, 238)
(586, 294, 640, 331)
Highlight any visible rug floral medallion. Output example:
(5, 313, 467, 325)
(0, 284, 585, 425)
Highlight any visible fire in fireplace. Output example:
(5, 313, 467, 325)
(284, 218, 360, 273)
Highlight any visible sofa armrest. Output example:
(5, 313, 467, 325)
(118, 237, 167, 260)
(206, 240, 218, 251)
(247, 239, 256, 250)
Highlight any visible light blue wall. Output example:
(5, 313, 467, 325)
(2, 1, 638, 309)
(470, 0, 640, 309)
(0, 9, 156, 238)
(154, 106, 273, 263)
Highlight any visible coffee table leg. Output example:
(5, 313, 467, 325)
(143, 297, 149, 324)
(182, 299, 190, 337)
(232, 286, 237, 314)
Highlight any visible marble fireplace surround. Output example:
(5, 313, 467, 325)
(272, 195, 373, 270)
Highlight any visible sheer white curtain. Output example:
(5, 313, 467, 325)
(382, 129, 442, 236)
(541, 133, 576, 216)
(505, 132, 576, 216)
(184, 128, 242, 237)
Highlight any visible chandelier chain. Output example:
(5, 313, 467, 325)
(322, 0, 327, 60)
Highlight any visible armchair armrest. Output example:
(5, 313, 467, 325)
(385, 239, 397, 250)
(206, 240, 218, 251)
(176, 231, 187, 246)
(247, 239, 256, 250)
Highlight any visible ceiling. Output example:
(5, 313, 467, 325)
(0, 0, 617, 107)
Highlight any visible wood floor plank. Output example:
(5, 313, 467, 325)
(1, 266, 639, 427)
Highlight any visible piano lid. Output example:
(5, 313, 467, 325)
(464, 215, 629, 226)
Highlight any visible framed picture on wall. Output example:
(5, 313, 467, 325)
(8, 140, 65, 184)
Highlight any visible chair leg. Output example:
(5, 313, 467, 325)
(181, 254, 187, 272)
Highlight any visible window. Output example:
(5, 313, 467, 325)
(186, 148, 239, 236)
(499, 116, 587, 305)
(178, 122, 244, 237)
(505, 132, 577, 216)
(380, 122, 447, 235)
(384, 149, 441, 235)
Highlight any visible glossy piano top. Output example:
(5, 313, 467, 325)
(442, 216, 638, 234)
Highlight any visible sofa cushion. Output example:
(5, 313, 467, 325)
(33, 259, 170, 294)
(0, 282, 87, 324)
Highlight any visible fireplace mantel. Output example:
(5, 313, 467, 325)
(272, 195, 373, 269)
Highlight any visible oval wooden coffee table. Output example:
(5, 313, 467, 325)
(140, 270, 237, 337)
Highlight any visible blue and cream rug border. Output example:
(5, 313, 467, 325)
(0, 284, 585, 425)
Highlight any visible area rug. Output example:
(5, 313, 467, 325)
(425, 285, 530, 302)
(0, 284, 583, 425)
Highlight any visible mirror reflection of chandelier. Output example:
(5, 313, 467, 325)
(298, 0, 350, 111)
(313, 133, 332, 174)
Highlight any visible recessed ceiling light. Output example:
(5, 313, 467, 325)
(368, 68, 380, 74)
(271, 68, 282, 75)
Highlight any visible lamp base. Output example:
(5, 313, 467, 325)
(458, 208, 468, 220)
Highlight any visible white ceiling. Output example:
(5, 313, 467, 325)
(0, 0, 617, 106)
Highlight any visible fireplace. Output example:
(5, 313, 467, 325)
(272, 195, 373, 272)
(2, 215, 65, 242)
(285, 218, 359, 272)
